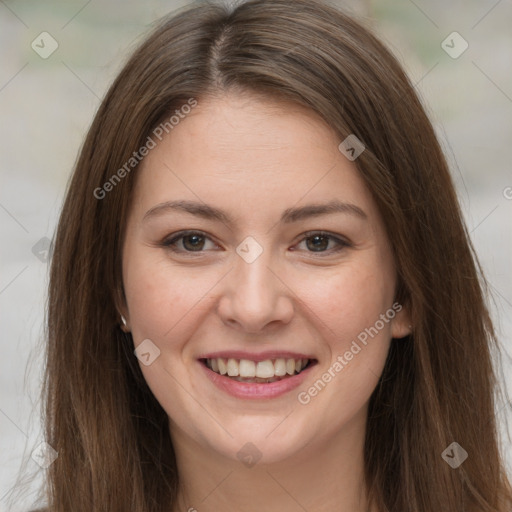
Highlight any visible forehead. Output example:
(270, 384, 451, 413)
(160, 94, 338, 169)
(129, 93, 378, 227)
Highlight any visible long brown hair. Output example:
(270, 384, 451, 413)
(30, 0, 512, 510)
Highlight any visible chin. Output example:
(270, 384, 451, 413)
(211, 424, 310, 466)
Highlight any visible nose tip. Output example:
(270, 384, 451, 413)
(217, 251, 294, 333)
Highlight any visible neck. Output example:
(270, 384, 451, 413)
(170, 411, 376, 512)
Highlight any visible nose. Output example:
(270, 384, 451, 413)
(216, 248, 294, 334)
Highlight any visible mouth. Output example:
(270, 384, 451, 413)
(199, 356, 317, 384)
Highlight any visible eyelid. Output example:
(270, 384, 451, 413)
(161, 230, 351, 256)
(162, 230, 220, 253)
(294, 230, 351, 255)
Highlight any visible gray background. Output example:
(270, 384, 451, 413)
(1, 0, 511, 510)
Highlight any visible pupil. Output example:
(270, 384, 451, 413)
(184, 234, 204, 251)
(307, 235, 328, 251)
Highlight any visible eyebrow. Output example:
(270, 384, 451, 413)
(142, 199, 367, 225)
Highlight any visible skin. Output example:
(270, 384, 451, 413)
(120, 92, 411, 512)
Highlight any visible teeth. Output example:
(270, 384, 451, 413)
(205, 357, 310, 379)
(227, 358, 239, 377)
(274, 358, 287, 376)
(256, 360, 275, 378)
(218, 358, 227, 375)
(239, 359, 256, 378)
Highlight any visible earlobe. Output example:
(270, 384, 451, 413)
(120, 314, 130, 332)
(114, 285, 130, 332)
(390, 305, 412, 339)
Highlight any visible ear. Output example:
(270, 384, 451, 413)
(114, 284, 130, 332)
(390, 302, 412, 339)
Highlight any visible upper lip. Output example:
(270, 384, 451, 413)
(198, 350, 316, 362)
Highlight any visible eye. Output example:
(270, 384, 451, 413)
(162, 231, 219, 253)
(294, 231, 351, 255)
(161, 230, 350, 256)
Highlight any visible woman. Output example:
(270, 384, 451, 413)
(30, 0, 512, 510)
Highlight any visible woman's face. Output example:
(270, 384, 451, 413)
(121, 93, 411, 465)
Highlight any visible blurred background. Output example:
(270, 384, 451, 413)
(1, 0, 511, 510)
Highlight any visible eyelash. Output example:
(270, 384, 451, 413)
(161, 230, 351, 257)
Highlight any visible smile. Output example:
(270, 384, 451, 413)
(202, 357, 311, 383)
(198, 353, 318, 399)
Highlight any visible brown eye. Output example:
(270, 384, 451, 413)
(306, 234, 330, 252)
(162, 231, 217, 253)
(181, 234, 206, 251)
(296, 231, 350, 255)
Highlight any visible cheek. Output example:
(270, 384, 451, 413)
(122, 247, 216, 343)
(125, 265, 167, 330)
(308, 264, 394, 345)
(121, 248, 210, 413)
(300, 259, 394, 400)
(295, 267, 394, 433)
(123, 247, 177, 336)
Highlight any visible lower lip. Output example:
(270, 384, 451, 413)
(198, 360, 315, 400)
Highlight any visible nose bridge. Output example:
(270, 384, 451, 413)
(218, 236, 293, 331)
(234, 238, 278, 307)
